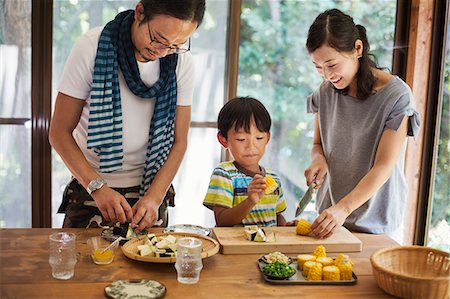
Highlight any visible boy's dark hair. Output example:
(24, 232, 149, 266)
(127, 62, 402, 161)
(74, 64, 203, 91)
(218, 97, 271, 139)
(306, 9, 379, 100)
(140, 0, 206, 27)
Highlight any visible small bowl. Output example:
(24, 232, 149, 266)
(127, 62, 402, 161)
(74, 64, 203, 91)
(263, 268, 296, 280)
(262, 263, 297, 280)
(87, 236, 119, 265)
(260, 255, 293, 265)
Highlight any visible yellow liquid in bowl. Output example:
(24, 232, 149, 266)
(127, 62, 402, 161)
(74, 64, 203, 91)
(92, 248, 114, 264)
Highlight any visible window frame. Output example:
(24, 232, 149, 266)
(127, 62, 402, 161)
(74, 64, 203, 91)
(14, 0, 439, 244)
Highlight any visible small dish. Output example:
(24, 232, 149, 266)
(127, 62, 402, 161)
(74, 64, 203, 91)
(163, 224, 211, 236)
(87, 236, 119, 265)
(262, 261, 297, 280)
(105, 279, 166, 299)
(264, 270, 297, 280)
(260, 254, 293, 265)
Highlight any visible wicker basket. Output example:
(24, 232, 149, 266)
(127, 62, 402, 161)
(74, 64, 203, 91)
(370, 246, 449, 299)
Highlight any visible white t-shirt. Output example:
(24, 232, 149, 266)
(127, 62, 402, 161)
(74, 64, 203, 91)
(57, 27, 195, 187)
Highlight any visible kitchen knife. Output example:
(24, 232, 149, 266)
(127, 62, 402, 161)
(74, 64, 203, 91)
(295, 179, 317, 218)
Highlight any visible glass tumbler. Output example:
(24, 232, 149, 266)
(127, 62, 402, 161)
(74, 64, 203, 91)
(175, 237, 203, 284)
(48, 232, 77, 280)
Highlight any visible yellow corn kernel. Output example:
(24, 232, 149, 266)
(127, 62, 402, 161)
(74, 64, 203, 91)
(316, 256, 334, 267)
(334, 253, 350, 265)
(323, 265, 340, 281)
(312, 245, 327, 257)
(306, 262, 323, 281)
(297, 254, 316, 270)
(295, 218, 312, 235)
(264, 176, 278, 194)
(336, 260, 353, 280)
(302, 260, 316, 277)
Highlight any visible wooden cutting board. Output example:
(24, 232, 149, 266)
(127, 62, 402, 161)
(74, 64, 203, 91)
(212, 226, 362, 254)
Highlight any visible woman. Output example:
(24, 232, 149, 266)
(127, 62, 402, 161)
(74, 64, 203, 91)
(304, 9, 420, 243)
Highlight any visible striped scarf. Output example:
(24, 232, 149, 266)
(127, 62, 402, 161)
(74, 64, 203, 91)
(87, 10, 178, 196)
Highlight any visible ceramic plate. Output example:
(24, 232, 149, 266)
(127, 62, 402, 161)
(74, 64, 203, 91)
(163, 224, 211, 236)
(105, 279, 166, 299)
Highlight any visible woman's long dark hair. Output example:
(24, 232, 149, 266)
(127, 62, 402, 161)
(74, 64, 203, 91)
(306, 9, 380, 100)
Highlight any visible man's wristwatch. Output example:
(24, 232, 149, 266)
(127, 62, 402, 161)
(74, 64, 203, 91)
(86, 178, 107, 195)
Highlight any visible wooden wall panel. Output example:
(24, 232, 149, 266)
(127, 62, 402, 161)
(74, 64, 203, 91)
(403, 0, 435, 245)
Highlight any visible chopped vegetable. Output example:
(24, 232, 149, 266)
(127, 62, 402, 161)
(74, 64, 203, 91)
(262, 261, 295, 278)
(296, 218, 312, 235)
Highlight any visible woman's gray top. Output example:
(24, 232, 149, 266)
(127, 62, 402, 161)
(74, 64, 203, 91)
(307, 76, 420, 233)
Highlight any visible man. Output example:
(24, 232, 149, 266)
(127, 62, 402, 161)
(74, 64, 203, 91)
(49, 0, 205, 232)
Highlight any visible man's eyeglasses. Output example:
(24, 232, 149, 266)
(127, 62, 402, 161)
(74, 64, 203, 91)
(147, 22, 190, 54)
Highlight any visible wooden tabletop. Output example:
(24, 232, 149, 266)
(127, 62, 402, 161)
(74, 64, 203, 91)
(0, 228, 397, 298)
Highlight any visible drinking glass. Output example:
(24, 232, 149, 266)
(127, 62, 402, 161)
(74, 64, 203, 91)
(48, 232, 77, 280)
(174, 237, 203, 284)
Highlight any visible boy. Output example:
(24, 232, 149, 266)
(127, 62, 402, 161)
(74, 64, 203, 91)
(203, 97, 287, 226)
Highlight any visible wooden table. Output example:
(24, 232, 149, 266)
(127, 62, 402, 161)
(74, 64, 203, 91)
(0, 228, 397, 298)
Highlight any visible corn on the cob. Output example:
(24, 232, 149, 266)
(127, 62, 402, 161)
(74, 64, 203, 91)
(334, 253, 350, 265)
(336, 259, 353, 280)
(295, 218, 312, 235)
(316, 256, 334, 267)
(312, 245, 327, 257)
(264, 176, 278, 194)
(297, 254, 316, 270)
(306, 262, 323, 281)
(302, 260, 316, 277)
(323, 265, 340, 281)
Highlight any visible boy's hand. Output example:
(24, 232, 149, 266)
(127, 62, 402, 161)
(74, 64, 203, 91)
(247, 174, 266, 204)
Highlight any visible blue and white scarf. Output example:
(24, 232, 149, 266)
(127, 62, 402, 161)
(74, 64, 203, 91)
(87, 10, 178, 196)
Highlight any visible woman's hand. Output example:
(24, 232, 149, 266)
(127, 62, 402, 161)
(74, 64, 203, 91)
(131, 197, 161, 233)
(247, 174, 266, 204)
(304, 154, 328, 189)
(310, 204, 349, 238)
(92, 186, 133, 224)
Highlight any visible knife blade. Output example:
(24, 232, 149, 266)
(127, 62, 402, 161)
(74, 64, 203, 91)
(295, 179, 317, 218)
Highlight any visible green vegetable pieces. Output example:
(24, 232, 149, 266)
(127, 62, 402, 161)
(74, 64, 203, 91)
(262, 261, 296, 279)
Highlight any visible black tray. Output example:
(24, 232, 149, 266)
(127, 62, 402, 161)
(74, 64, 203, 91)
(257, 258, 358, 285)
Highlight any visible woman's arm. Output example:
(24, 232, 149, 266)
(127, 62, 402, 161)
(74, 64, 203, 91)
(49, 92, 133, 224)
(311, 116, 409, 238)
(304, 113, 328, 188)
(132, 105, 190, 232)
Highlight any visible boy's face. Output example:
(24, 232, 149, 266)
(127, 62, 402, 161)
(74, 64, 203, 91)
(218, 119, 270, 172)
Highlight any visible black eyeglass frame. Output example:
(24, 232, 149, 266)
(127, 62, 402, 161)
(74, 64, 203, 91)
(146, 22, 191, 54)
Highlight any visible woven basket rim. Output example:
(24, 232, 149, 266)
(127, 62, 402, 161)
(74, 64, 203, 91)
(370, 245, 450, 281)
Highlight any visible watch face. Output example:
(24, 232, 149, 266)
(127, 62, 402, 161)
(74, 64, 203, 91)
(92, 180, 103, 188)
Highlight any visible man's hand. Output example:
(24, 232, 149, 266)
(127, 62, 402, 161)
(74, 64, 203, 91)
(131, 197, 161, 233)
(91, 186, 133, 224)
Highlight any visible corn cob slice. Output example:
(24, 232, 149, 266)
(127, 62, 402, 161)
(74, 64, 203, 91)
(334, 253, 350, 265)
(302, 260, 317, 277)
(336, 259, 353, 280)
(297, 254, 316, 270)
(264, 176, 278, 194)
(323, 265, 340, 281)
(295, 218, 312, 235)
(312, 245, 327, 257)
(316, 256, 334, 267)
(306, 262, 323, 281)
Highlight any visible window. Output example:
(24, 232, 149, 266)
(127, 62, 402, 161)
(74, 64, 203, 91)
(427, 20, 450, 252)
(0, 0, 32, 227)
(237, 1, 397, 221)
